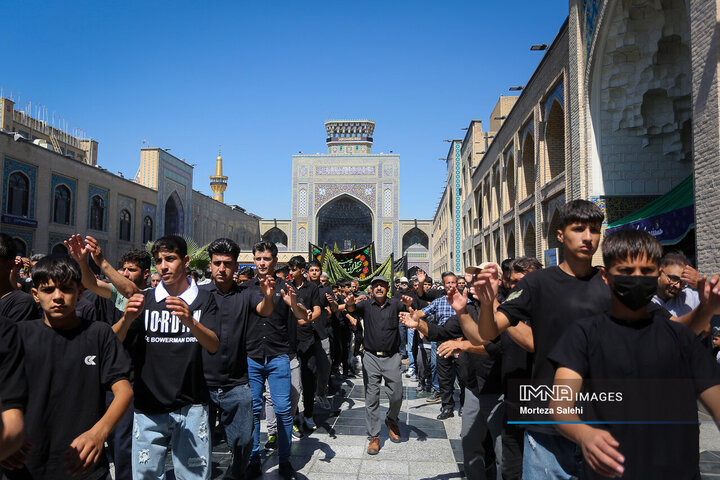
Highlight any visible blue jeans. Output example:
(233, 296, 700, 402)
(522, 430, 583, 480)
(399, 322, 408, 356)
(248, 355, 293, 463)
(132, 404, 210, 480)
(430, 341, 440, 391)
(407, 328, 415, 373)
(209, 384, 253, 479)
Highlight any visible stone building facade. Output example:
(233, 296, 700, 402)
(1, 100, 261, 264)
(444, 0, 715, 273)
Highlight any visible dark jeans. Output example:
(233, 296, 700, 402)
(399, 323, 408, 356)
(209, 384, 253, 479)
(105, 389, 133, 480)
(437, 354, 457, 409)
(416, 345, 432, 388)
(501, 415, 525, 480)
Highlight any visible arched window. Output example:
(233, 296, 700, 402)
(119, 209, 131, 241)
(13, 238, 27, 257)
(7, 172, 29, 216)
(142, 216, 153, 244)
(53, 185, 71, 225)
(89, 195, 105, 231)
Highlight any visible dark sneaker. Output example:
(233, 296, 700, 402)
(426, 390, 441, 403)
(278, 461, 298, 480)
(437, 407, 455, 420)
(264, 434, 277, 449)
(291, 423, 304, 439)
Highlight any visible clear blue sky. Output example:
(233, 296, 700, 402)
(3, 1, 568, 220)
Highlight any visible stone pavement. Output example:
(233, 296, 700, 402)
(207, 373, 465, 479)
(157, 373, 720, 479)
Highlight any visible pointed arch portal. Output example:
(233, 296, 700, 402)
(316, 195, 373, 250)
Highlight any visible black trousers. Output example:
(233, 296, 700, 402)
(297, 341, 318, 418)
(501, 405, 525, 479)
(437, 353, 457, 409)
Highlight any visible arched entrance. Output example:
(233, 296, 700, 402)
(164, 192, 184, 236)
(316, 195, 373, 250)
(402, 227, 429, 253)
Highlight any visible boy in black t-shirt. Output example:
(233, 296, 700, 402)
(113, 236, 219, 480)
(548, 229, 720, 479)
(4, 254, 133, 480)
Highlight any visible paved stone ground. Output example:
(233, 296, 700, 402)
(156, 373, 720, 479)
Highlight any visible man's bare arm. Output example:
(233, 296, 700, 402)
(65, 234, 112, 298)
(506, 322, 534, 352)
(673, 275, 720, 334)
(86, 236, 139, 299)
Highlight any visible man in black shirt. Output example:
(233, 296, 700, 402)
(346, 276, 409, 455)
(549, 229, 720, 479)
(113, 236, 220, 480)
(287, 256, 321, 431)
(306, 261, 333, 409)
(202, 238, 275, 480)
(0, 316, 26, 464)
(5, 254, 133, 480)
(244, 242, 306, 480)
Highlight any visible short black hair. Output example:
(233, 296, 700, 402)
(276, 264, 289, 274)
(558, 199, 604, 229)
(31, 254, 82, 288)
(659, 251, 690, 269)
(152, 235, 187, 259)
(118, 249, 152, 271)
(288, 255, 307, 269)
(208, 237, 240, 260)
(424, 276, 433, 284)
(0, 233, 17, 261)
(602, 229, 662, 269)
(501, 258, 514, 274)
(510, 256, 543, 274)
(238, 266, 255, 278)
(307, 260, 322, 270)
(252, 241, 278, 258)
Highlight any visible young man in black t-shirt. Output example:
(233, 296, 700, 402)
(4, 254, 133, 480)
(549, 229, 720, 479)
(306, 261, 334, 409)
(113, 236, 219, 480)
(0, 234, 39, 323)
(0, 315, 26, 464)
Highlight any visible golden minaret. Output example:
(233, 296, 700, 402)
(209, 145, 228, 202)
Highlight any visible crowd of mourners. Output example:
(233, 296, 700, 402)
(0, 199, 719, 480)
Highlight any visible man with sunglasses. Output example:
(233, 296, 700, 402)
(653, 251, 700, 317)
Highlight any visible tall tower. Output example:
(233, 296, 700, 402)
(325, 120, 374, 155)
(209, 145, 228, 202)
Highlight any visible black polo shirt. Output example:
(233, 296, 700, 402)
(245, 275, 297, 359)
(294, 280, 321, 348)
(201, 282, 262, 388)
(353, 296, 405, 354)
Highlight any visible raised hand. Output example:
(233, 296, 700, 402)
(123, 293, 145, 323)
(437, 339, 464, 358)
(699, 274, 720, 315)
(65, 234, 89, 263)
(400, 295, 414, 307)
(399, 309, 418, 329)
(416, 269, 427, 284)
(259, 275, 276, 298)
(681, 264, 699, 290)
(472, 264, 501, 305)
(345, 294, 356, 307)
(446, 286, 469, 313)
(84, 236, 105, 265)
(166, 297, 193, 328)
(326, 293, 339, 312)
(281, 284, 298, 307)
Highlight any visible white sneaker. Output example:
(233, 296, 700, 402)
(303, 416, 316, 430)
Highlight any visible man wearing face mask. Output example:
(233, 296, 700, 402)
(548, 229, 720, 479)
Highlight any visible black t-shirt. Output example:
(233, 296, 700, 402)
(82, 289, 123, 326)
(314, 284, 333, 340)
(353, 296, 404, 353)
(200, 282, 261, 388)
(17, 318, 131, 480)
(0, 316, 27, 412)
(0, 289, 40, 322)
(294, 280, 321, 348)
(126, 280, 219, 414)
(548, 304, 720, 480)
(245, 275, 297, 359)
(498, 266, 611, 384)
(76, 294, 97, 322)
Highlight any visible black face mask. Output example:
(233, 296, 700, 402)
(610, 274, 659, 311)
